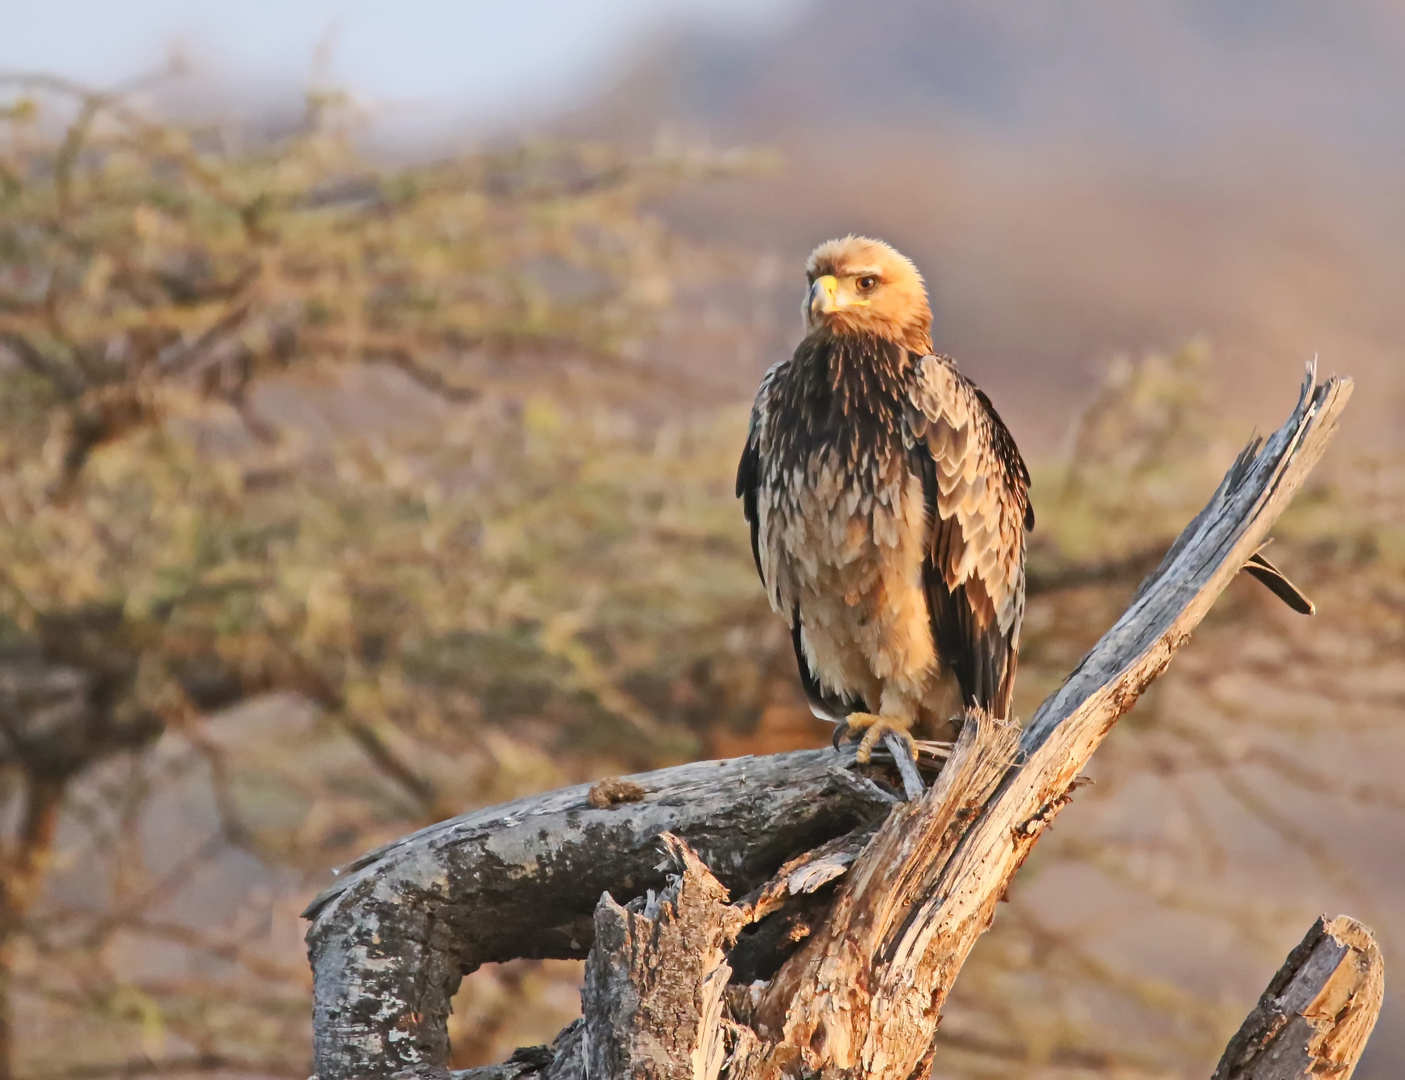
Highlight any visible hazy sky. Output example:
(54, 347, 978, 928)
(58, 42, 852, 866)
(0, 0, 798, 127)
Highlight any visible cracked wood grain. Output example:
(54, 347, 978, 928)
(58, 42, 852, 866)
(1212, 915, 1383, 1080)
(583, 835, 747, 1080)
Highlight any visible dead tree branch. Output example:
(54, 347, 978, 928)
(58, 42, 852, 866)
(303, 752, 895, 1077)
(305, 367, 1358, 1079)
(1212, 915, 1383, 1080)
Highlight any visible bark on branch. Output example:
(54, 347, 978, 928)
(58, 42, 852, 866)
(305, 367, 1358, 1079)
(303, 751, 896, 1077)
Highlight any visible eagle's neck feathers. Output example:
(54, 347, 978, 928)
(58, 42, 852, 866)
(771, 331, 918, 475)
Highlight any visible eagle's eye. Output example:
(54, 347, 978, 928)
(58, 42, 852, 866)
(856, 275, 879, 292)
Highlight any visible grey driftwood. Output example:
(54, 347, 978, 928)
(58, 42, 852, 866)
(306, 367, 1377, 1079)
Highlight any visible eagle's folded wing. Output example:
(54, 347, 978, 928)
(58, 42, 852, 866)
(736, 360, 785, 595)
(909, 355, 1032, 717)
(737, 360, 862, 721)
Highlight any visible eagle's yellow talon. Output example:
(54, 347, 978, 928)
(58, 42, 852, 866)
(843, 712, 917, 764)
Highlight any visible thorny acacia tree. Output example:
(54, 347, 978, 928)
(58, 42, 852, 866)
(2, 71, 1404, 1080)
(0, 72, 768, 1078)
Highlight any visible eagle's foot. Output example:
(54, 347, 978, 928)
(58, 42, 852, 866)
(839, 712, 918, 764)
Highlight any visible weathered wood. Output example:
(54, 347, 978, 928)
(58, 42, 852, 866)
(749, 708, 1021, 1072)
(448, 908, 1385, 1080)
(306, 368, 1358, 1079)
(583, 835, 746, 1080)
(303, 751, 895, 1078)
(1213, 915, 1383, 1080)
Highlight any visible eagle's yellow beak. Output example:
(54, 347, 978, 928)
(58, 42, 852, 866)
(808, 273, 869, 320)
(808, 274, 840, 316)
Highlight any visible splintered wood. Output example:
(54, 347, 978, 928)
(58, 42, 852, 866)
(584, 836, 745, 1080)
(306, 367, 1377, 1080)
(1213, 915, 1383, 1080)
(750, 712, 1022, 1074)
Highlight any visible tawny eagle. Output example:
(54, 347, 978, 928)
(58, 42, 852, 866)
(737, 236, 1032, 760)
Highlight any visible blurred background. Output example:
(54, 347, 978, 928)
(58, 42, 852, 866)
(1, 2, 1402, 1077)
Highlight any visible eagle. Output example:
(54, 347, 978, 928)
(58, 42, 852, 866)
(736, 236, 1032, 761)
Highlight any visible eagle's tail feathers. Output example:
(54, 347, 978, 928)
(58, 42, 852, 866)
(1243, 548, 1316, 615)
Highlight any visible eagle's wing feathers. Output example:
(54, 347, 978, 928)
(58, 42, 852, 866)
(909, 355, 1031, 717)
(790, 606, 867, 721)
(737, 361, 864, 722)
(736, 360, 784, 586)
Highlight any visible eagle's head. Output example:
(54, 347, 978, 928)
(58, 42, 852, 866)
(803, 235, 932, 353)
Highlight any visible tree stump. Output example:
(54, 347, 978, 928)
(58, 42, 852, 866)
(305, 367, 1381, 1079)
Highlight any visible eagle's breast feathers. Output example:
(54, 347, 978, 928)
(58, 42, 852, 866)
(738, 338, 1030, 721)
